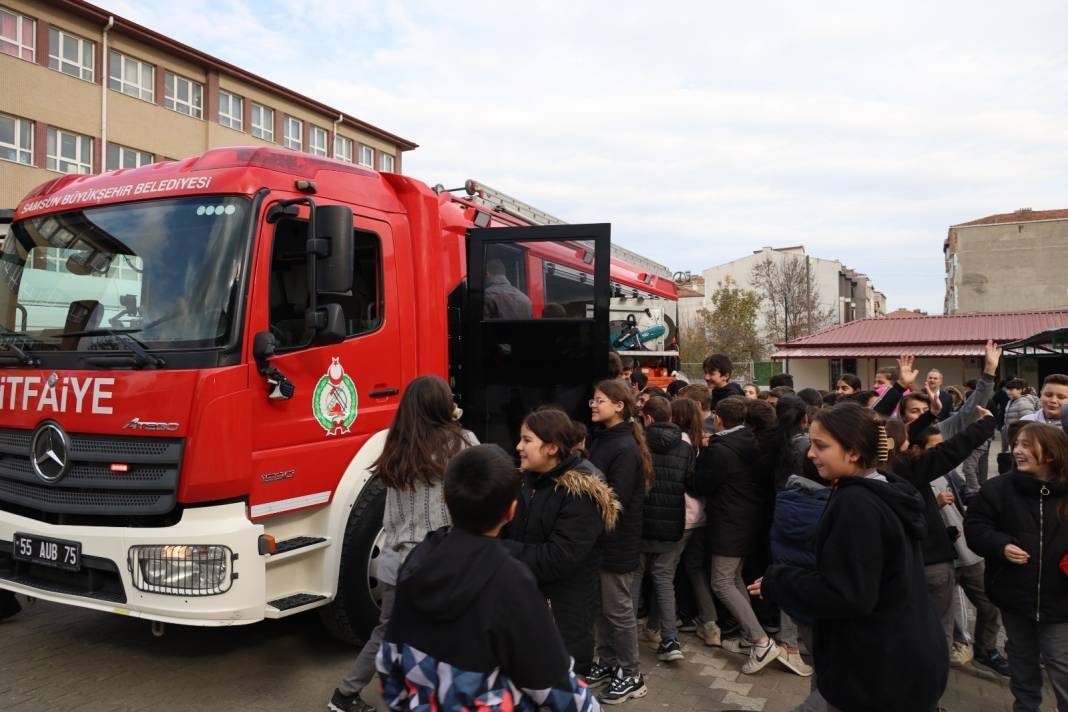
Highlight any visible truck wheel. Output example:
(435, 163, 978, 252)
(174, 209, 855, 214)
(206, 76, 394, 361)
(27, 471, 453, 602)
(318, 477, 386, 645)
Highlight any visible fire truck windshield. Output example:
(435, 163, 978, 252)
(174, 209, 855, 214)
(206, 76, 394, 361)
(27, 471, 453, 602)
(0, 196, 250, 353)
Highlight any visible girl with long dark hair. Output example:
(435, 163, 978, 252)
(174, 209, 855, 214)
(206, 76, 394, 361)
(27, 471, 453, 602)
(503, 408, 619, 678)
(751, 403, 948, 712)
(329, 376, 475, 712)
(966, 423, 1068, 711)
(585, 378, 654, 704)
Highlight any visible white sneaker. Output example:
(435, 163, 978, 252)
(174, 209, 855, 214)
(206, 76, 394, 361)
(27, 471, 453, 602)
(741, 640, 781, 674)
(720, 637, 751, 655)
(777, 649, 813, 677)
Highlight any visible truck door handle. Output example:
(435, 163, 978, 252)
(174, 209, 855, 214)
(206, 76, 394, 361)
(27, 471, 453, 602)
(369, 388, 399, 398)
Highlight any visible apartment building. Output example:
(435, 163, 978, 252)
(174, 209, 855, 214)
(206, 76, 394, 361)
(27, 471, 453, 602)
(944, 208, 1068, 314)
(0, 0, 417, 209)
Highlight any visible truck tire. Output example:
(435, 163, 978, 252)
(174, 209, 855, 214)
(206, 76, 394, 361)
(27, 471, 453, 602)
(318, 478, 387, 645)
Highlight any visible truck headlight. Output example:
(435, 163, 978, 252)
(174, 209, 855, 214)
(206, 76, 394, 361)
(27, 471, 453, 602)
(128, 545, 236, 596)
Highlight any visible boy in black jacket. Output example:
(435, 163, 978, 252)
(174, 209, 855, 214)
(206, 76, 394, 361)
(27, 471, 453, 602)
(633, 396, 694, 662)
(376, 444, 598, 712)
(693, 395, 781, 674)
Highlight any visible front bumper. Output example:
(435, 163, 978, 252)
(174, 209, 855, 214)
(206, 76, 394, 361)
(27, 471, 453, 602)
(0, 502, 265, 626)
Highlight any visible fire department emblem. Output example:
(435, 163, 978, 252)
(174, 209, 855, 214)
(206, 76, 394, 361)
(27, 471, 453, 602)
(312, 357, 358, 436)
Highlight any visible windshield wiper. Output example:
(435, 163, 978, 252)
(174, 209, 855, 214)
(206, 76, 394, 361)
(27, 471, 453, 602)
(59, 328, 165, 369)
(0, 326, 40, 368)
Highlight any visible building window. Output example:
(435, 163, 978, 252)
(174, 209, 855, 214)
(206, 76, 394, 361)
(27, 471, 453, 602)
(107, 143, 152, 170)
(0, 112, 32, 165)
(334, 135, 353, 162)
(250, 103, 273, 141)
(218, 90, 243, 130)
(164, 71, 204, 119)
(379, 153, 395, 172)
(358, 145, 373, 168)
(48, 28, 95, 81)
(0, 6, 35, 62)
(308, 125, 327, 156)
(47, 127, 92, 174)
(108, 50, 154, 102)
(283, 116, 302, 151)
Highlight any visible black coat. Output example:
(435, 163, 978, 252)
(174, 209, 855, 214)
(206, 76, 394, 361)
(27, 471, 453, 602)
(892, 415, 996, 565)
(641, 422, 693, 544)
(710, 382, 744, 411)
(763, 474, 948, 712)
(693, 427, 764, 557)
(965, 471, 1068, 622)
(589, 422, 646, 573)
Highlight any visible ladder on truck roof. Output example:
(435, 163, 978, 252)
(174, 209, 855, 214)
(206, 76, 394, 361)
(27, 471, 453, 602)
(435, 180, 673, 279)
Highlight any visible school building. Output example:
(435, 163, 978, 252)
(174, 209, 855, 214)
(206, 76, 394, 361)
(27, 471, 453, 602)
(772, 308, 1068, 391)
(0, 0, 417, 210)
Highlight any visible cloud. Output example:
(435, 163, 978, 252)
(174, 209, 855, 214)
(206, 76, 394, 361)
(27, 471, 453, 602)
(98, 0, 1068, 313)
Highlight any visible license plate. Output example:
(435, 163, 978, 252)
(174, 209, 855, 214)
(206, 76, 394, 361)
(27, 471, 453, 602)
(13, 532, 81, 571)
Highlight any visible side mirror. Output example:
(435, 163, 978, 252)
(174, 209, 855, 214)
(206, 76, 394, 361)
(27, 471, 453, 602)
(252, 331, 277, 373)
(315, 205, 354, 294)
(307, 302, 346, 345)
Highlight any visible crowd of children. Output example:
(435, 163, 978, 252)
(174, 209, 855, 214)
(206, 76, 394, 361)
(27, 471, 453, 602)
(318, 346, 1068, 712)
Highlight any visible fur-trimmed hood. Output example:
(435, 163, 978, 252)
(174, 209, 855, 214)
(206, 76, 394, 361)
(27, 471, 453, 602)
(555, 468, 621, 531)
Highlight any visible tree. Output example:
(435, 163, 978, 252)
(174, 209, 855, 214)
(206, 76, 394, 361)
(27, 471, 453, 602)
(680, 276, 764, 367)
(750, 254, 835, 346)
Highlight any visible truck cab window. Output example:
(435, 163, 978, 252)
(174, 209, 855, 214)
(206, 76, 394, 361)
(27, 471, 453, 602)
(268, 217, 383, 349)
(482, 243, 531, 319)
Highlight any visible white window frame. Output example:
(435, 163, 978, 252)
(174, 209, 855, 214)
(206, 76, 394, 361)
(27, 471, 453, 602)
(48, 27, 94, 81)
(47, 127, 93, 174)
(218, 90, 243, 131)
(358, 145, 373, 168)
(0, 6, 36, 62)
(334, 135, 353, 162)
(283, 116, 302, 151)
(308, 125, 328, 156)
(250, 103, 273, 141)
(164, 71, 204, 119)
(107, 143, 152, 171)
(379, 153, 395, 172)
(0, 112, 33, 165)
(108, 50, 154, 102)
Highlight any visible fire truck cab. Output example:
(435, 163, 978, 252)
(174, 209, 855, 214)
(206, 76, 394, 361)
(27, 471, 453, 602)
(0, 147, 676, 641)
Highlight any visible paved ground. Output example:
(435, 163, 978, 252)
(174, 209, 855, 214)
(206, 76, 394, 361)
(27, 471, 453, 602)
(0, 595, 1051, 712)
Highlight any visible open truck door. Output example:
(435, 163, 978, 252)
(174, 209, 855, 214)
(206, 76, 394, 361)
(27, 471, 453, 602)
(458, 223, 611, 452)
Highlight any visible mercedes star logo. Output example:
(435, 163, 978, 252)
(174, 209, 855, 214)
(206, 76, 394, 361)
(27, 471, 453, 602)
(30, 421, 70, 483)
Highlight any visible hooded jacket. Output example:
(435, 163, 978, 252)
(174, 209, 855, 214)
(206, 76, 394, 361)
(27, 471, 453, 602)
(762, 474, 948, 712)
(891, 415, 997, 566)
(641, 422, 693, 544)
(589, 422, 646, 573)
(377, 528, 598, 712)
(769, 475, 830, 625)
(693, 426, 764, 557)
(965, 471, 1068, 622)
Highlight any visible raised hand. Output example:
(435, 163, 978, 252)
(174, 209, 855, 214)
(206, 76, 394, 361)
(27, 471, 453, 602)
(897, 354, 918, 389)
(975, 405, 993, 420)
(926, 384, 943, 416)
(984, 340, 1002, 376)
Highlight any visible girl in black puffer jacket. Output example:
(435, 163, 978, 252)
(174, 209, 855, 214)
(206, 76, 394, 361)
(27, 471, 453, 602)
(633, 396, 694, 662)
(503, 408, 620, 679)
(586, 378, 654, 703)
(965, 422, 1068, 712)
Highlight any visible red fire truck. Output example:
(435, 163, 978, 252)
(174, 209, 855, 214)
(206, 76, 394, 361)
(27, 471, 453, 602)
(0, 147, 677, 641)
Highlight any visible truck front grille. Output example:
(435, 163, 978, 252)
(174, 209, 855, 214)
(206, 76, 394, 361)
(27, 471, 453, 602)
(0, 428, 183, 522)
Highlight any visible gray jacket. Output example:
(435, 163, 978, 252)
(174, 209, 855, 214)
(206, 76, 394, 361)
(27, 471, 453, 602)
(1004, 394, 1040, 430)
(937, 373, 994, 440)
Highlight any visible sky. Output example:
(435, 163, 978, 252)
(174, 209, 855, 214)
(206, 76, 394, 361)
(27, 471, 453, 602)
(99, 1, 1068, 314)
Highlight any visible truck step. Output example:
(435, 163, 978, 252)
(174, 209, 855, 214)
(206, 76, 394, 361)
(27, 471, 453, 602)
(268, 593, 327, 611)
(274, 536, 327, 554)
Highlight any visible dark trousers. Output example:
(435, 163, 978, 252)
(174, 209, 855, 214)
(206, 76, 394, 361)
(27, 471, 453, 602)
(548, 571, 599, 676)
(956, 562, 1002, 655)
(1001, 609, 1068, 712)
